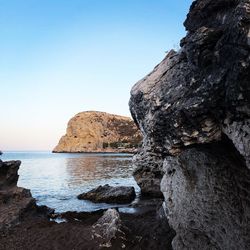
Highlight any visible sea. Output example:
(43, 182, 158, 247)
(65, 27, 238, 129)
(0, 151, 140, 213)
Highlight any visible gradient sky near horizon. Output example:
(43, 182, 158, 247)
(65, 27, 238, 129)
(0, 0, 193, 151)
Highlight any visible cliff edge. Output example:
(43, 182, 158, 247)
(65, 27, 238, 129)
(53, 111, 142, 153)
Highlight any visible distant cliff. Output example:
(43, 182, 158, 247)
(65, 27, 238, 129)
(53, 111, 142, 153)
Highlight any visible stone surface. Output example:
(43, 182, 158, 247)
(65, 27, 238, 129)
(133, 151, 163, 197)
(53, 111, 142, 153)
(77, 184, 136, 204)
(129, 0, 250, 249)
(0, 160, 36, 229)
(0, 160, 52, 230)
(92, 209, 124, 248)
(161, 140, 250, 250)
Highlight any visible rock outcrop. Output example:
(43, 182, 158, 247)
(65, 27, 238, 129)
(53, 111, 142, 153)
(129, 0, 250, 249)
(0, 160, 49, 229)
(77, 184, 136, 204)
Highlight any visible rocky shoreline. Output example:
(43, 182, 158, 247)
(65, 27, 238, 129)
(0, 159, 173, 250)
(1, 0, 249, 249)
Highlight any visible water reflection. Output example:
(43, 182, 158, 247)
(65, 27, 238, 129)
(1, 152, 139, 212)
(65, 156, 134, 188)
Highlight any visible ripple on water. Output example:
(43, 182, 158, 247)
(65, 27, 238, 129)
(1, 152, 140, 212)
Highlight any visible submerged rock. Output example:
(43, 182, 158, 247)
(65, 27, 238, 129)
(53, 111, 142, 153)
(77, 184, 136, 204)
(129, 0, 250, 249)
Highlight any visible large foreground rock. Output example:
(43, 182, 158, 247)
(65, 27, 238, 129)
(77, 184, 136, 204)
(129, 0, 250, 249)
(53, 111, 142, 153)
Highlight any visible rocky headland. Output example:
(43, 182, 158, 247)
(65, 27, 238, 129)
(53, 111, 142, 153)
(129, 0, 250, 249)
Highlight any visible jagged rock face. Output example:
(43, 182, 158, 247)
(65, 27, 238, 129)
(129, 0, 250, 249)
(53, 111, 142, 153)
(0, 160, 36, 229)
(161, 140, 250, 250)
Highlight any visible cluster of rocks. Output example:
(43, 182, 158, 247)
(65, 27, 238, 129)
(129, 0, 250, 249)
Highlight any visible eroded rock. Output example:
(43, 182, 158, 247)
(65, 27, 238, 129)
(129, 0, 250, 249)
(161, 141, 250, 250)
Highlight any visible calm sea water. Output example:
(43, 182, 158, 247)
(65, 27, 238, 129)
(1, 152, 139, 213)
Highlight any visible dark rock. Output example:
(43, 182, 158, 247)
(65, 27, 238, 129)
(0, 160, 50, 229)
(77, 184, 136, 204)
(129, 0, 250, 249)
(57, 209, 105, 223)
(133, 151, 164, 197)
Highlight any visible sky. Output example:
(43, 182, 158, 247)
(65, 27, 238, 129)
(0, 0, 193, 151)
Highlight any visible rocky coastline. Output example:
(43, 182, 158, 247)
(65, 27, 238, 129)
(0, 159, 174, 250)
(1, 0, 249, 249)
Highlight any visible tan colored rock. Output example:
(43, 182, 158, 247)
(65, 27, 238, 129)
(53, 111, 142, 153)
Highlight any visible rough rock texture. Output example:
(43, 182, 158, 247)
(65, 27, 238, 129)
(92, 209, 125, 248)
(161, 140, 250, 249)
(129, 0, 250, 249)
(0, 160, 36, 229)
(77, 184, 136, 204)
(53, 111, 142, 153)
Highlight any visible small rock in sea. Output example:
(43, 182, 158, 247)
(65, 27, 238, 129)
(77, 184, 136, 204)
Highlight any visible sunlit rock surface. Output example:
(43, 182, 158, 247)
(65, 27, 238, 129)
(129, 0, 250, 249)
(53, 111, 142, 153)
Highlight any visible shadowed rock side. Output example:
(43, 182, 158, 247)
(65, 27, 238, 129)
(53, 111, 142, 153)
(0, 160, 51, 230)
(129, 0, 250, 249)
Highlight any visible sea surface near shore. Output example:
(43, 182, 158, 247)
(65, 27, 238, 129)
(1, 151, 139, 213)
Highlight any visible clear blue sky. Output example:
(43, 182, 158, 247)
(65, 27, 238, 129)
(0, 0, 193, 151)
